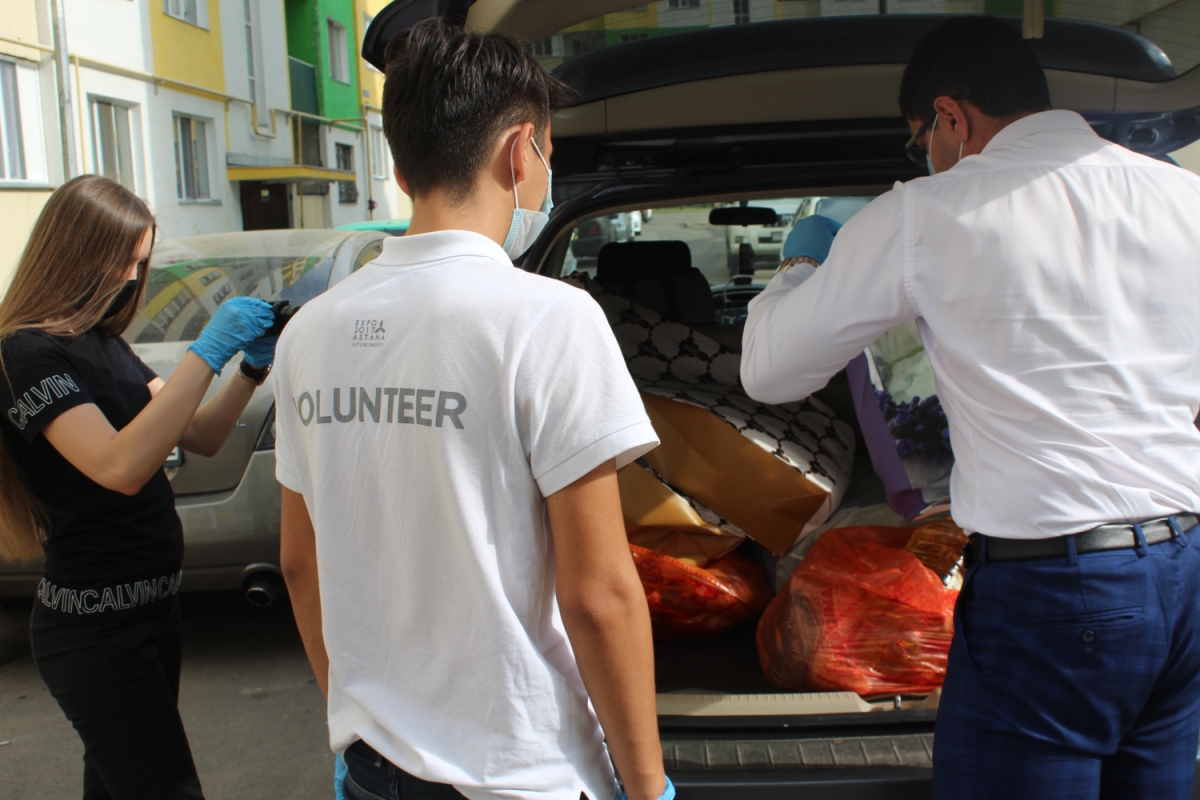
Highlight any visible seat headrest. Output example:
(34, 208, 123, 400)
(596, 240, 692, 285)
(593, 240, 714, 326)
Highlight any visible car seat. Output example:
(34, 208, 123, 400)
(595, 241, 715, 327)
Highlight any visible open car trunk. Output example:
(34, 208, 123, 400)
(548, 244, 943, 797)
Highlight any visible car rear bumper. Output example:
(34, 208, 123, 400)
(661, 718, 935, 798)
(671, 768, 931, 799)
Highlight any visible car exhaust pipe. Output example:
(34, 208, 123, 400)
(243, 571, 283, 608)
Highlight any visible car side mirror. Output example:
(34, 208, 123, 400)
(709, 207, 778, 226)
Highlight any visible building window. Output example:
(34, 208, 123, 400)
(336, 143, 357, 203)
(0, 61, 26, 181)
(667, 0, 700, 8)
(173, 115, 211, 200)
(164, 0, 204, 27)
(0, 59, 47, 184)
(92, 100, 135, 190)
(243, 0, 256, 101)
(328, 19, 349, 84)
(733, 0, 749, 24)
(369, 126, 389, 179)
(619, 33, 649, 43)
(243, 0, 267, 124)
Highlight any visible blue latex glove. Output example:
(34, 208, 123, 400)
(623, 776, 675, 800)
(188, 297, 273, 375)
(243, 335, 278, 369)
(782, 214, 842, 264)
(334, 753, 347, 800)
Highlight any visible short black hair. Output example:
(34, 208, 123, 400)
(381, 19, 571, 202)
(899, 17, 1052, 123)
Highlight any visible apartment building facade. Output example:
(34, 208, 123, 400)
(0, 0, 408, 288)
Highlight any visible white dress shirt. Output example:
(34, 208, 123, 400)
(742, 110, 1200, 539)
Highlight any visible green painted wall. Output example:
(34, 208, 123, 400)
(284, 0, 360, 120)
(317, 0, 361, 120)
(284, 0, 318, 65)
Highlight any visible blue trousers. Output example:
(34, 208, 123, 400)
(342, 741, 467, 800)
(934, 521, 1200, 799)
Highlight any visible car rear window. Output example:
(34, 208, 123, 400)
(126, 230, 348, 344)
(533, 3, 1198, 82)
(563, 194, 875, 288)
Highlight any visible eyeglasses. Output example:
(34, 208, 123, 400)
(904, 113, 937, 166)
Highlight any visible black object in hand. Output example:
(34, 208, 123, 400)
(265, 301, 300, 337)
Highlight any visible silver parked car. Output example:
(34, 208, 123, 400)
(0, 228, 386, 604)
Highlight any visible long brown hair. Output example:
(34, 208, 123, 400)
(0, 175, 156, 561)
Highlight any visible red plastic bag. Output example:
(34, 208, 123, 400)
(756, 526, 957, 696)
(631, 545, 775, 640)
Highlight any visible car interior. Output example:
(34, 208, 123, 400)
(537, 193, 904, 715)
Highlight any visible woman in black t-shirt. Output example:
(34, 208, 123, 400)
(0, 176, 277, 800)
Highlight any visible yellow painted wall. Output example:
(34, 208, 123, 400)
(356, 0, 388, 106)
(149, 0, 226, 92)
(355, 0, 412, 220)
(0, 1, 43, 60)
(605, 7, 659, 28)
(0, 191, 52, 293)
(0, 4, 50, 294)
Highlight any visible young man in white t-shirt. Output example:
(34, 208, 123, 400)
(273, 19, 672, 800)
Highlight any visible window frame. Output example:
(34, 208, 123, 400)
(0, 57, 49, 187)
(336, 142, 357, 204)
(173, 113, 214, 202)
(327, 18, 349, 84)
(90, 97, 138, 192)
(369, 125, 389, 179)
(163, 0, 208, 29)
(733, 0, 750, 25)
(244, 0, 256, 105)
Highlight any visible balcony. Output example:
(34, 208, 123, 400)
(288, 57, 319, 117)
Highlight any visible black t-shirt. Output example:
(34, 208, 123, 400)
(0, 329, 183, 588)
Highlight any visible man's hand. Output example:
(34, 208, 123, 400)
(781, 214, 841, 265)
(546, 460, 667, 800)
(281, 486, 328, 701)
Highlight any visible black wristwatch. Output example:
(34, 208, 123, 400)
(237, 359, 272, 386)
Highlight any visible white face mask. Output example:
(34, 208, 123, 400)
(502, 138, 553, 259)
(925, 113, 964, 176)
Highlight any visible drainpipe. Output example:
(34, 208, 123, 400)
(49, 0, 77, 178)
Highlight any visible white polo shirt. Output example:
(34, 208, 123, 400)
(742, 110, 1200, 540)
(273, 230, 658, 800)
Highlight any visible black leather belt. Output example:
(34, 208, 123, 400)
(970, 513, 1199, 564)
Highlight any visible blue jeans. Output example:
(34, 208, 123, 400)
(934, 520, 1200, 799)
(342, 741, 467, 800)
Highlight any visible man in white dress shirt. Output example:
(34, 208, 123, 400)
(742, 17, 1200, 800)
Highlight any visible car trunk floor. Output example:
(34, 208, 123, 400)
(654, 625, 783, 695)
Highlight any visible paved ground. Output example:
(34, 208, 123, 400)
(0, 592, 333, 800)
